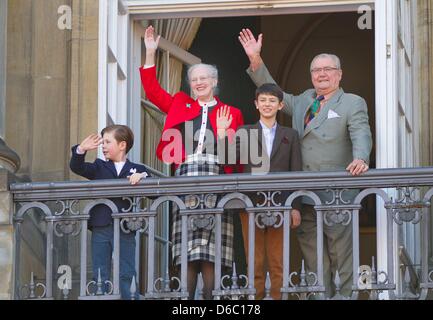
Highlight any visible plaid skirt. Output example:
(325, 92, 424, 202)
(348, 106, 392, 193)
(172, 154, 234, 268)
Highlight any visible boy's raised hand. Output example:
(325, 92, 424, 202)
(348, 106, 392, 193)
(79, 134, 102, 152)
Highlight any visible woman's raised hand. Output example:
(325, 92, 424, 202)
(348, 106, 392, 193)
(217, 105, 233, 130)
(216, 105, 233, 139)
(144, 25, 161, 52)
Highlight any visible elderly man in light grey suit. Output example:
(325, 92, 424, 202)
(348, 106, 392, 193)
(238, 29, 372, 298)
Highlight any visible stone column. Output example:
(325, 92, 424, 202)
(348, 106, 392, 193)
(0, 169, 17, 300)
(0, 127, 20, 301)
(0, 0, 21, 300)
(5, 0, 99, 182)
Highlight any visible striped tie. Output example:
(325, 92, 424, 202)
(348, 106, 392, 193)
(304, 95, 325, 128)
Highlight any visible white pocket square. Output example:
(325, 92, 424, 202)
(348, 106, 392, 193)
(129, 168, 137, 174)
(327, 110, 341, 119)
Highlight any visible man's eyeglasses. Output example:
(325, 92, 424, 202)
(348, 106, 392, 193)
(310, 67, 339, 74)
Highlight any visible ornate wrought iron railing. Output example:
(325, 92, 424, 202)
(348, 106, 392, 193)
(10, 167, 433, 300)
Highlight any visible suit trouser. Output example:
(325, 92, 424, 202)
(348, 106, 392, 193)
(240, 211, 283, 300)
(296, 204, 353, 298)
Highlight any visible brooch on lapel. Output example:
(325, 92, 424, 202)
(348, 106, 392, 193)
(186, 103, 191, 108)
(129, 168, 137, 174)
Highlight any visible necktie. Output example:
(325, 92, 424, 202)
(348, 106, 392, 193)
(304, 95, 325, 128)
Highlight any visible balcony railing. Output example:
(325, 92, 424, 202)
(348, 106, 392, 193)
(10, 167, 433, 300)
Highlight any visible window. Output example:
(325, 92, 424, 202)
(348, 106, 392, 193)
(98, 0, 128, 145)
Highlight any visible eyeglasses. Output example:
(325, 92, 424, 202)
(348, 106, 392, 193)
(190, 76, 211, 83)
(310, 67, 339, 74)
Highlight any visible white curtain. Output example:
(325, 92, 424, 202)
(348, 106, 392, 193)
(140, 18, 202, 289)
(154, 18, 202, 95)
(142, 18, 202, 174)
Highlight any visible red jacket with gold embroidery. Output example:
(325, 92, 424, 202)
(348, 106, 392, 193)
(140, 66, 244, 174)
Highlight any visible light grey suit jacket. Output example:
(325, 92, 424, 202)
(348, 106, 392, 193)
(247, 64, 372, 204)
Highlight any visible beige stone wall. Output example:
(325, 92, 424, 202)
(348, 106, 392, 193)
(6, 0, 33, 179)
(3, 0, 99, 299)
(418, 0, 433, 168)
(6, 0, 68, 182)
(417, 0, 433, 261)
(5, 0, 99, 183)
(68, 0, 99, 179)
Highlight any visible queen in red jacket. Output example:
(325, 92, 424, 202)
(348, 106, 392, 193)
(140, 25, 244, 300)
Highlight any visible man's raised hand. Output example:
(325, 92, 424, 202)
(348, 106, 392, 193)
(238, 28, 263, 71)
(238, 28, 263, 59)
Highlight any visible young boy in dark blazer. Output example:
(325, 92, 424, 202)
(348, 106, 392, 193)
(217, 83, 302, 300)
(70, 124, 150, 299)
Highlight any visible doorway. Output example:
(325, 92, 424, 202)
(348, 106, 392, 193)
(181, 12, 376, 279)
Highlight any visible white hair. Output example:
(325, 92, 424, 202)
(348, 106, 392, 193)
(187, 63, 219, 97)
(310, 53, 341, 71)
(187, 63, 218, 81)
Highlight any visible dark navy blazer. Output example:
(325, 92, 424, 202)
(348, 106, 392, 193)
(70, 145, 151, 228)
